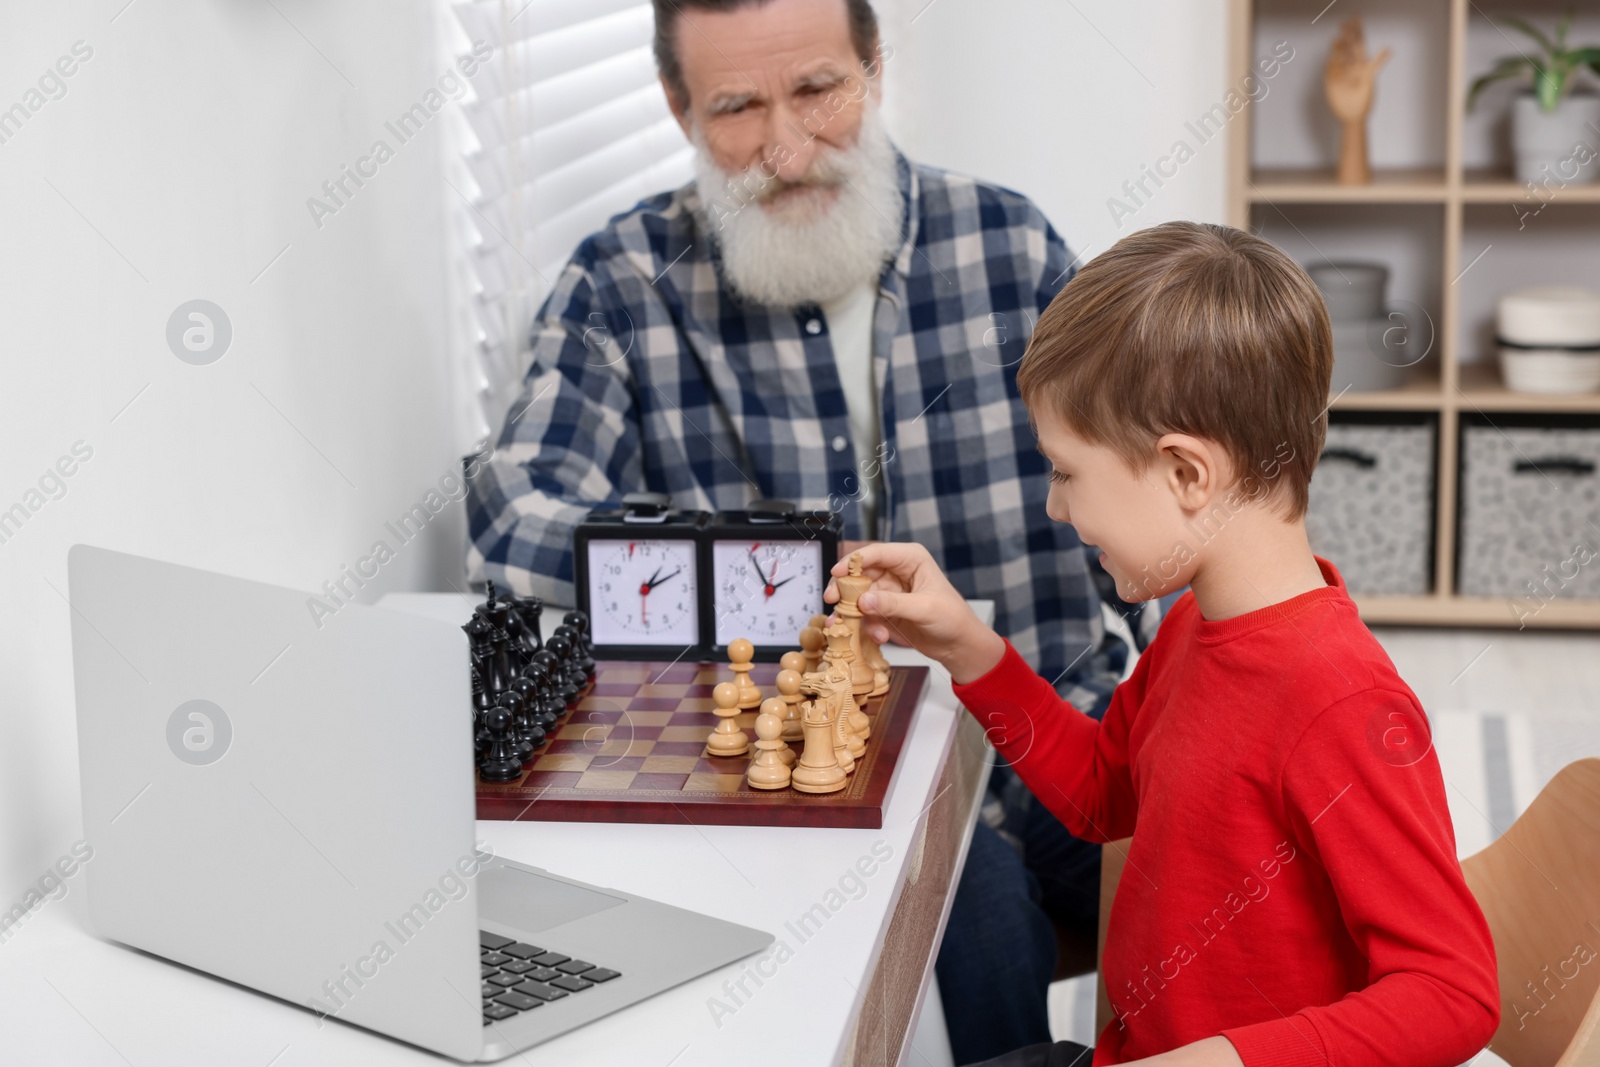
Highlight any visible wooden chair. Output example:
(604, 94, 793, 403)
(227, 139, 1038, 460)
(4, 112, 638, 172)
(1089, 758, 1600, 1064)
(1462, 758, 1600, 1067)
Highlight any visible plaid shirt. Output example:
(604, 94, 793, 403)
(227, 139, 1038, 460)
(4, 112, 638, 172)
(465, 147, 1156, 708)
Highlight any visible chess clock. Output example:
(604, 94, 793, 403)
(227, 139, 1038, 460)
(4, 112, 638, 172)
(574, 495, 840, 662)
(574, 493, 710, 658)
(708, 500, 841, 661)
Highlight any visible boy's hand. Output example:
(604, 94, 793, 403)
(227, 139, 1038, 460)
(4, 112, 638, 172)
(825, 543, 1006, 685)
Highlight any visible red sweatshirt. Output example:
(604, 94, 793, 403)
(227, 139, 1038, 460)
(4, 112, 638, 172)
(953, 556, 1499, 1066)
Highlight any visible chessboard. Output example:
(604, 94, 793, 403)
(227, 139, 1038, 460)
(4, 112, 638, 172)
(475, 659, 928, 829)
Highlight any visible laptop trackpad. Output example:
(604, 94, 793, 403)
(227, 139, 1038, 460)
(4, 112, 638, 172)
(479, 865, 626, 934)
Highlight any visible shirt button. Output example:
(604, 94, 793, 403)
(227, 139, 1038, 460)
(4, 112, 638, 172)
(805, 318, 823, 335)
(831, 435, 848, 452)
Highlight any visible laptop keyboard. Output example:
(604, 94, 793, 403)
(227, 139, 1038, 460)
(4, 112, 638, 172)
(479, 931, 621, 1025)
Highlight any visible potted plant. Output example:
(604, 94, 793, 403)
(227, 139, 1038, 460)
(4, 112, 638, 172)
(1467, 11, 1600, 184)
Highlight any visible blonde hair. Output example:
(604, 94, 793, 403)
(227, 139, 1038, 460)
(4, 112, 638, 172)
(1016, 221, 1332, 519)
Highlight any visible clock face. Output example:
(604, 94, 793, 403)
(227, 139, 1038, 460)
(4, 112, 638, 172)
(585, 539, 700, 647)
(712, 539, 824, 647)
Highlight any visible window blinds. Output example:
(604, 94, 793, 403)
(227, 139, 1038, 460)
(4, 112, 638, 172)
(451, 0, 694, 433)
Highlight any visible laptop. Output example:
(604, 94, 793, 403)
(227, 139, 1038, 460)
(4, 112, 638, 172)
(67, 544, 772, 1062)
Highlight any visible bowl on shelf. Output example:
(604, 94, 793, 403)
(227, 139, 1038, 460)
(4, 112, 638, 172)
(1497, 286, 1600, 394)
(1307, 262, 1387, 320)
(1308, 261, 1413, 393)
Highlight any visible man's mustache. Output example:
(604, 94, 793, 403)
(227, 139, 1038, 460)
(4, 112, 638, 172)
(727, 155, 848, 204)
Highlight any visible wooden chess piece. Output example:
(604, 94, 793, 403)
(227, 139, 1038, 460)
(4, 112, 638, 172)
(832, 553, 878, 698)
(799, 625, 825, 674)
(829, 700, 857, 775)
(790, 699, 847, 794)
(803, 665, 857, 774)
(706, 680, 750, 757)
(779, 650, 806, 674)
(774, 668, 806, 744)
(824, 624, 871, 746)
(845, 583, 891, 698)
(727, 637, 762, 710)
(1324, 17, 1390, 186)
(746, 708, 793, 790)
(758, 698, 796, 766)
(808, 613, 829, 632)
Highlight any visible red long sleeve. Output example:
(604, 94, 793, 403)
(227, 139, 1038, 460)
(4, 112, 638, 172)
(953, 557, 1499, 1066)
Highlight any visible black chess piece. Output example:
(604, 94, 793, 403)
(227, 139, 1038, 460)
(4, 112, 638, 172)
(511, 593, 544, 658)
(550, 626, 587, 694)
(498, 689, 527, 761)
(509, 678, 546, 761)
(544, 635, 580, 705)
(473, 706, 491, 768)
(531, 649, 572, 709)
(480, 611, 516, 699)
(521, 663, 560, 731)
(462, 615, 494, 711)
(562, 610, 596, 679)
(478, 706, 523, 783)
(480, 599, 518, 687)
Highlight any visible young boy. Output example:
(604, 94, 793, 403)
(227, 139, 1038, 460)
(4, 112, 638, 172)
(831, 222, 1499, 1066)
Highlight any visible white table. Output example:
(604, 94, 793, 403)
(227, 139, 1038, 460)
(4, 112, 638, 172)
(0, 596, 994, 1066)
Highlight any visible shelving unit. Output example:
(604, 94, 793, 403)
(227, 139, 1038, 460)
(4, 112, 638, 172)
(1229, 0, 1600, 628)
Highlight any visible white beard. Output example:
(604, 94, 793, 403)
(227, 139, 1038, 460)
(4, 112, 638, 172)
(691, 104, 904, 309)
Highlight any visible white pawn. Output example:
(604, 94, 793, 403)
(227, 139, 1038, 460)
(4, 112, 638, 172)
(774, 668, 806, 744)
(728, 637, 762, 710)
(706, 681, 749, 757)
(746, 710, 791, 790)
(759, 697, 796, 765)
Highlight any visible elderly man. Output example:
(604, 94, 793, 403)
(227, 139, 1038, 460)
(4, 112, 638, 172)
(465, 0, 1156, 1060)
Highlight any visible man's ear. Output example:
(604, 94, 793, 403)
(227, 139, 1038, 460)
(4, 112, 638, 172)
(1154, 433, 1226, 511)
(660, 74, 691, 137)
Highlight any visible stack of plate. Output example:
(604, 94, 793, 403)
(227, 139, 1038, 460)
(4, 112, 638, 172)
(1307, 261, 1409, 393)
(1497, 287, 1600, 394)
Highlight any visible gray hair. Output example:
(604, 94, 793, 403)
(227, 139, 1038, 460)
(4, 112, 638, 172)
(652, 0, 881, 109)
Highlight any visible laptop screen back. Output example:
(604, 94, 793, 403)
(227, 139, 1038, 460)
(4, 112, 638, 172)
(67, 545, 483, 1060)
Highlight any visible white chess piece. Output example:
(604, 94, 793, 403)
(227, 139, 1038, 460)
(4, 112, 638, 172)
(706, 680, 750, 757)
(775, 668, 806, 744)
(746, 709, 792, 790)
(758, 697, 796, 767)
(728, 637, 762, 710)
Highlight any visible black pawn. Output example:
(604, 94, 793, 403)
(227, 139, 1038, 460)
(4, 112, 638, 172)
(510, 678, 546, 760)
(555, 628, 587, 693)
(563, 610, 596, 679)
(522, 663, 560, 731)
(545, 635, 580, 705)
(498, 690, 528, 762)
(532, 649, 572, 709)
(478, 706, 522, 783)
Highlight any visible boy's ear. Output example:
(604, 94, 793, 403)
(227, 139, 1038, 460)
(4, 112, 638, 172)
(1155, 433, 1228, 510)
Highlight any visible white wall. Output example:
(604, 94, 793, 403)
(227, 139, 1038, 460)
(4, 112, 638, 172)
(878, 0, 1231, 264)
(0, 2, 474, 897)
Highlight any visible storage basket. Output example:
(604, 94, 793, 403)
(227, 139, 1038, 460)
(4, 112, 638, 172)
(1306, 412, 1437, 596)
(1457, 414, 1600, 600)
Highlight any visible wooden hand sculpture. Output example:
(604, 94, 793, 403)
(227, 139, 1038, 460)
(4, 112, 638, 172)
(1323, 18, 1391, 185)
